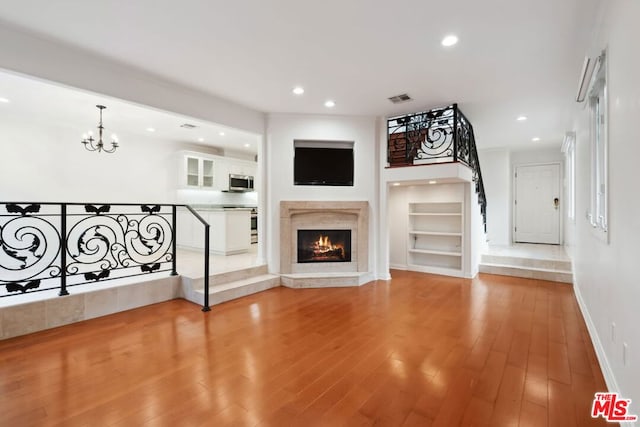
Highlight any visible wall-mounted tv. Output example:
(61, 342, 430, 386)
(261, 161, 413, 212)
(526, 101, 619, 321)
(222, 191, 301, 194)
(294, 140, 354, 186)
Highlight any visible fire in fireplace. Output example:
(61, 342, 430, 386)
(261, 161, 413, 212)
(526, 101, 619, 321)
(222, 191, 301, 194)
(297, 229, 352, 263)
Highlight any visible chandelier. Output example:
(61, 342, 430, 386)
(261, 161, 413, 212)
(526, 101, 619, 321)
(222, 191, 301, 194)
(81, 105, 119, 153)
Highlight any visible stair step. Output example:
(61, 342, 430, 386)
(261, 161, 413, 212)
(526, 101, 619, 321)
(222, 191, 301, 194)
(480, 254, 571, 271)
(193, 274, 280, 306)
(186, 264, 269, 290)
(281, 272, 369, 288)
(209, 264, 268, 285)
(479, 263, 572, 283)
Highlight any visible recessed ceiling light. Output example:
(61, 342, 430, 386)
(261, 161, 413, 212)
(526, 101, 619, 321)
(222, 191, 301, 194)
(392, 183, 401, 186)
(516, 116, 527, 121)
(146, 127, 156, 132)
(244, 143, 250, 148)
(441, 35, 458, 47)
(0, 97, 9, 103)
(429, 180, 437, 184)
(292, 86, 304, 95)
(324, 100, 336, 108)
(198, 138, 205, 142)
(219, 132, 225, 136)
(532, 137, 541, 142)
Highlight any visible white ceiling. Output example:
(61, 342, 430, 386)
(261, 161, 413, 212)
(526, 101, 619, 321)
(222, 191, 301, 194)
(0, 70, 260, 153)
(0, 0, 600, 149)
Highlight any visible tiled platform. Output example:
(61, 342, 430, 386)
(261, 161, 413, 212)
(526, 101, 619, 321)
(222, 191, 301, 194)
(176, 244, 261, 278)
(482, 243, 570, 261)
(479, 243, 573, 283)
(1, 245, 273, 340)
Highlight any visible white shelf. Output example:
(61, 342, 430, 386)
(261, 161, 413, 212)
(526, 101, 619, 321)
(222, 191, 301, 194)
(407, 201, 464, 276)
(409, 230, 462, 236)
(409, 248, 462, 257)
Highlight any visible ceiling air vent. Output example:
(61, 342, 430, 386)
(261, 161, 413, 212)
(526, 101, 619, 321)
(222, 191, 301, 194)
(388, 93, 412, 104)
(180, 123, 197, 129)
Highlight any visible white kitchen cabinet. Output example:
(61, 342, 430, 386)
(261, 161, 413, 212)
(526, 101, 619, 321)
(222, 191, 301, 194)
(179, 152, 217, 189)
(176, 209, 251, 255)
(177, 211, 200, 248)
(207, 210, 251, 255)
(227, 158, 257, 177)
(179, 151, 257, 191)
(218, 158, 258, 191)
(407, 202, 464, 277)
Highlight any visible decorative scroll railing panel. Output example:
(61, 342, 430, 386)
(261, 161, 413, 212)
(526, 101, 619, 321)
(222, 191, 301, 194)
(64, 204, 174, 286)
(387, 104, 487, 231)
(0, 202, 211, 311)
(0, 203, 63, 295)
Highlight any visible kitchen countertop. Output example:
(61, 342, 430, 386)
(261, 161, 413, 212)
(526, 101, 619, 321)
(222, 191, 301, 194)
(189, 204, 255, 212)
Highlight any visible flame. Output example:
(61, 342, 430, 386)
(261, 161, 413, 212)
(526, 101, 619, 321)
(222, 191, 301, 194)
(314, 234, 340, 252)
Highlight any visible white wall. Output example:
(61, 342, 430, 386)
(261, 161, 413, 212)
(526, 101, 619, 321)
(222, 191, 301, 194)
(265, 114, 379, 277)
(567, 0, 640, 411)
(510, 146, 563, 166)
(477, 146, 563, 246)
(478, 149, 511, 245)
(0, 116, 246, 205)
(0, 118, 176, 202)
(387, 185, 409, 269)
(469, 182, 486, 277)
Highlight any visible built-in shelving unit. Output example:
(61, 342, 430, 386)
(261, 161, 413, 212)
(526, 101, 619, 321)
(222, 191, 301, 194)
(407, 202, 464, 277)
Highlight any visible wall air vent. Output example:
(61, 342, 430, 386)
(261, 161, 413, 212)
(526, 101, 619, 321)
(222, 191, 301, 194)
(180, 123, 197, 129)
(388, 94, 412, 104)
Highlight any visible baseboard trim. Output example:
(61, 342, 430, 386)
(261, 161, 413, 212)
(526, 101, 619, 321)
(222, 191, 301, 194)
(573, 280, 621, 397)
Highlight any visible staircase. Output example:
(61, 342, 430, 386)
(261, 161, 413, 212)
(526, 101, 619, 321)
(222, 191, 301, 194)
(479, 246, 572, 283)
(387, 104, 487, 232)
(181, 264, 280, 307)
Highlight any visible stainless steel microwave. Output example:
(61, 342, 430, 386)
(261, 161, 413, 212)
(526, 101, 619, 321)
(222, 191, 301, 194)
(228, 174, 254, 192)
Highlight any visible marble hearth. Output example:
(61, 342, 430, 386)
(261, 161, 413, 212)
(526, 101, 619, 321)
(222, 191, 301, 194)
(280, 201, 371, 288)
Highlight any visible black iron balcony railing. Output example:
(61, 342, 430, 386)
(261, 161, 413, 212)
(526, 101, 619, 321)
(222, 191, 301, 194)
(388, 104, 487, 231)
(0, 202, 211, 311)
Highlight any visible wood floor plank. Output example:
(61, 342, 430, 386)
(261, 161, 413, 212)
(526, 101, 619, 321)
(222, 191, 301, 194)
(0, 270, 611, 425)
(519, 401, 548, 427)
(460, 396, 493, 426)
(473, 350, 508, 402)
(548, 341, 572, 385)
(489, 364, 526, 426)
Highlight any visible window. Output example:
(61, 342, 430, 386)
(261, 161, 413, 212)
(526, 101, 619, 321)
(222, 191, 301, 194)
(588, 51, 608, 237)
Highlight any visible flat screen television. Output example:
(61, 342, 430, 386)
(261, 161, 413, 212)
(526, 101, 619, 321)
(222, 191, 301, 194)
(294, 142, 354, 186)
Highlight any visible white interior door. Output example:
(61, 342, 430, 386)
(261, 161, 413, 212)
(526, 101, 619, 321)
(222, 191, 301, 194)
(514, 164, 560, 244)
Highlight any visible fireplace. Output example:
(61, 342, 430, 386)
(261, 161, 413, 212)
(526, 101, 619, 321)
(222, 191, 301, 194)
(297, 229, 352, 263)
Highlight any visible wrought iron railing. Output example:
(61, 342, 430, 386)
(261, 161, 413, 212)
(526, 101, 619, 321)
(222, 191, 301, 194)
(387, 104, 487, 231)
(0, 202, 211, 311)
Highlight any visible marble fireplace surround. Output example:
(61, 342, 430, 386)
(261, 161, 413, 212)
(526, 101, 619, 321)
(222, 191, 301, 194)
(280, 201, 369, 276)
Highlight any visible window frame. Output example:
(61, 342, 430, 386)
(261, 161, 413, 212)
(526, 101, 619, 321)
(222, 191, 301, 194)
(587, 51, 608, 241)
(562, 132, 576, 223)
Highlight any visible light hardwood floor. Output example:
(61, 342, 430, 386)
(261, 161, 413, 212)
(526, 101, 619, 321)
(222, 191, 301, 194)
(0, 271, 610, 426)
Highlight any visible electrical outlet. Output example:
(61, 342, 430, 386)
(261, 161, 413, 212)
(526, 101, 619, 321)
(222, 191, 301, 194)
(623, 342, 629, 367)
(611, 322, 616, 342)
